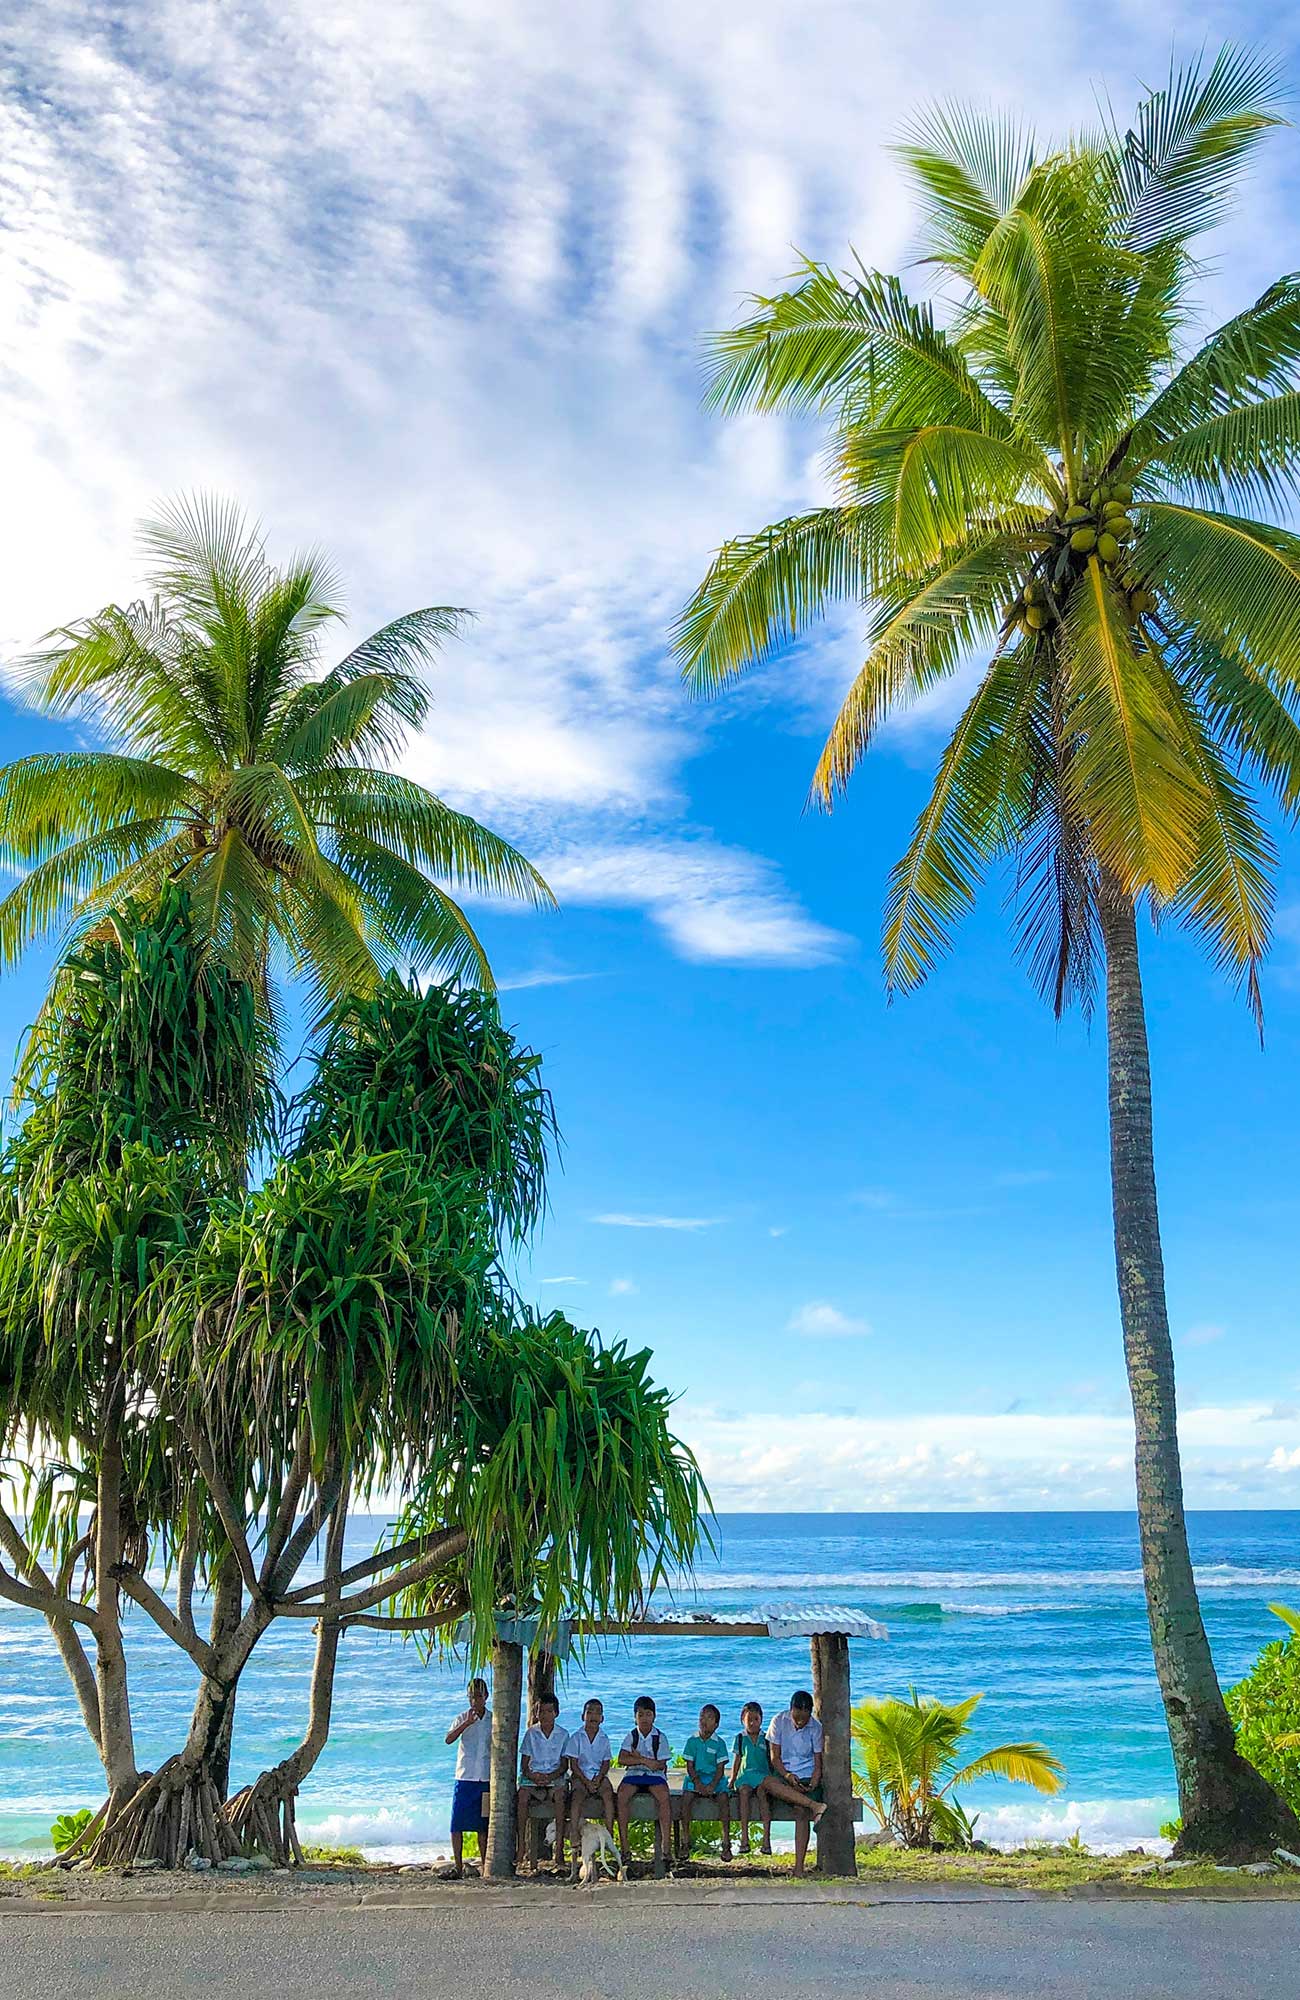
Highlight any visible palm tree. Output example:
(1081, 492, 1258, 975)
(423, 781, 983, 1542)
(852, 1691, 1062, 1848)
(0, 495, 552, 1013)
(675, 49, 1300, 1855)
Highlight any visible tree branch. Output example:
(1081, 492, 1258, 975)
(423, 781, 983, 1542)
(340, 1596, 468, 1634)
(0, 1559, 101, 1626)
(281, 1525, 461, 1604)
(182, 1422, 262, 1601)
(112, 1564, 218, 1674)
(259, 1429, 312, 1589)
(266, 1460, 344, 1598)
(316, 1529, 468, 1621)
(0, 1501, 102, 1750)
(175, 1512, 199, 1641)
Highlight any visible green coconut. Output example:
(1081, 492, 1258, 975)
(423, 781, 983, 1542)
(1112, 515, 1134, 540)
(1025, 579, 1043, 604)
(1102, 499, 1127, 519)
(1025, 604, 1048, 630)
(1089, 489, 1103, 511)
(1097, 532, 1120, 564)
(1111, 483, 1133, 504)
(1070, 526, 1097, 553)
(1064, 503, 1091, 523)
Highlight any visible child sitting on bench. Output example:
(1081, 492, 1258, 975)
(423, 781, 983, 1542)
(616, 1694, 673, 1870)
(516, 1692, 569, 1872)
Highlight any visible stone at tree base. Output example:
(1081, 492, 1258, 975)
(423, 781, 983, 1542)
(1245, 1860, 1277, 1875)
(217, 1856, 255, 1872)
(185, 1851, 212, 1872)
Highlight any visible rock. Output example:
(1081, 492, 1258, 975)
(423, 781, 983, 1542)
(1127, 1862, 1159, 1875)
(73, 1859, 95, 1872)
(1213, 1864, 1242, 1873)
(1159, 1859, 1195, 1871)
(132, 1857, 163, 1872)
(217, 1856, 255, 1873)
(184, 1850, 212, 1872)
(1245, 1860, 1277, 1875)
(1274, 1847, 1300, 1871)
(246, 1854, 273, 1871)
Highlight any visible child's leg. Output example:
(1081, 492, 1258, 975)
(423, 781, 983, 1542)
(793, 1804, 811, 1875)
(515, 1782, 532, 1865)
(616, 1780, 633, 1857)
(450, 1832, 464, 1875)
(568, 1781, 587, 1872)
(719, 1791, 733, 1860)
(759, 1781, 772, 1854)
(549, 1784, 568, 1868)
(599, 1777, 616, 1839)
(655, 1784, 672, 1873)
(737, 1784, 751, 1852)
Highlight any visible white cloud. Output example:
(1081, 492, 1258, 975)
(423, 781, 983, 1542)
(677, 1401, 1300, 1511)
(537, 841, 848, 967)
(786, 1301, 871, 1340)
(496, 968, 595, 992)
(609, 1277, 637, 1296)
(590, 1212, 720, 1230)
(539, 1274, 585, 1285)
(5, 0, 1264, 946)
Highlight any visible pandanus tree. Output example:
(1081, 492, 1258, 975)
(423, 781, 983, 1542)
(676, 49, 1300, 1854)
(0, 493, 552, 1010)
(0, 914, 705, 1867)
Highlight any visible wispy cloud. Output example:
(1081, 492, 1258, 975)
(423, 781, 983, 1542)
(496, 968, 596, 992)
(539, 1274, 586, 1285)
(590, 1212, 721, 1230)
(609, 1277, 637, 1295)
(787, 1300, 871, 1339)
(536, 841, 848, 968)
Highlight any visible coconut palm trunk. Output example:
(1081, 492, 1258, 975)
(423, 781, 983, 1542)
(1099, 882, 1297, 1853)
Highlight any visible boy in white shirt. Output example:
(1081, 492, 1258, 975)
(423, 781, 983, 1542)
(516, 1692, 570, 1872)
(766, 1687, 828, 1876)
(444, 1677, 492, 1878)
(565, 1696, 616, 1879)
(616, 1694, 672, 1872)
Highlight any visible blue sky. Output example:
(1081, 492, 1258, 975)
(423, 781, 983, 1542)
(4, 0, 1300, 1509)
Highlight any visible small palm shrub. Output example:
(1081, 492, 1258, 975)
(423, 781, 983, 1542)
(1224, 1606, 1300, 1817)
(852, 1691, 1064, 1849)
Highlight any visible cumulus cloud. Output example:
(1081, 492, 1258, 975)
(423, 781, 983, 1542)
(536, 842, 848, 967)
(677, 1402, 1300, 1511)
(786, 1301, 871, 1339)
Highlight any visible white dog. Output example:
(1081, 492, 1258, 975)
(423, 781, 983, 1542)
(578, 1822, 625, 1886)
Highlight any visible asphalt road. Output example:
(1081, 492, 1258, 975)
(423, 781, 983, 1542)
(3, 1895, 1300, 2000)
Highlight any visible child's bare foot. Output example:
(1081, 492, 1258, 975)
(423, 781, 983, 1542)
(761, 1840, 772, 1855)
(721, 1844, 733, 1862)
(811, 1801, 828, 1822)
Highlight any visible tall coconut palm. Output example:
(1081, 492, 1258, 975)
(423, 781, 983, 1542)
(675, 49, 1300, 1855)
(0, 495, 552, 1014)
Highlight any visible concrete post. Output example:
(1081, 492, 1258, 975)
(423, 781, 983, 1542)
(811, 1632, 857, 1877)
(484, 1638, 523, 1879)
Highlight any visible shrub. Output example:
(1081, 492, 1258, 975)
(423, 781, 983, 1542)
(1225, 1608, 1300, 1817)
(51, 1810, 94, 1853)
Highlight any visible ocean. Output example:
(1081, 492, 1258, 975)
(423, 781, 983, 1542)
(2, 1510, 1296, 1858)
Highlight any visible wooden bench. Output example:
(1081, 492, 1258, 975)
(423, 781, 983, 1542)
(523, 1774, 864, 1870)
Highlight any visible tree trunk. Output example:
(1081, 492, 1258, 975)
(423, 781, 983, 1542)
(224, 1494, 349, 1866)
(484, 1639, 523, 1879)
(93, 1415, 139, 1801)
(207, 1553, 243, 1802)
(1100, 884, 1299, 1858)
(528, 1646, 556, 1719)
(811, 1633, 857, 1876)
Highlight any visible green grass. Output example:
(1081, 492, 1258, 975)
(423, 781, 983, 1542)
(299, 1844, 367, 1868)
(855, 1841, 1300, 1894)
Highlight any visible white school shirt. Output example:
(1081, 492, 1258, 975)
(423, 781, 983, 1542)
(566, 1725, 613, 1779)
(767, 1709, 823, 1781)
(619, 1725, 672, 1767)
(454, 1708, 492, 1782)
(520, 1722, 568, 1779)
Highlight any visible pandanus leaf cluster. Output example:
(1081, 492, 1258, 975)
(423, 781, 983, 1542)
(676, 47, 1300, 1027)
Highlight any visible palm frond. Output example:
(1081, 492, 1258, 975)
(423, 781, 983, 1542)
(0, 754, 194, 863)
(895, 101, 1036, 275)
(948, 1742, 1065, 1793)
(1138, 502, 1300, 678)
(674, 507, 880, 693)
(1115, 46, 1285, 252)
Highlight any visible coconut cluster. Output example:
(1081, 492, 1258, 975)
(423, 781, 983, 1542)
(1064, 482, 1135, 566)
(1010, 479, 1155, 639)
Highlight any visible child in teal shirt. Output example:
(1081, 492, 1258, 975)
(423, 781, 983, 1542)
(729, 1699, 772, 1855)
(682, 1702, 733, 1862)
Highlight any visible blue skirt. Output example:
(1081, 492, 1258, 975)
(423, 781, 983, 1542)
(451, 1779, 490, 1832)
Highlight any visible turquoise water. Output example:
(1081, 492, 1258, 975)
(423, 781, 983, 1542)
(3, 1511, 1296, 1857)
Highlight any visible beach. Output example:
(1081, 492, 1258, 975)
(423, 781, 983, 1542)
(5, 1509, 1295, 1861)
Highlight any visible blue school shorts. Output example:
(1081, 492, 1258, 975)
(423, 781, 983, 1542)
(621, 1772, 668, 1786)
(451, 1779, 490, 1833)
